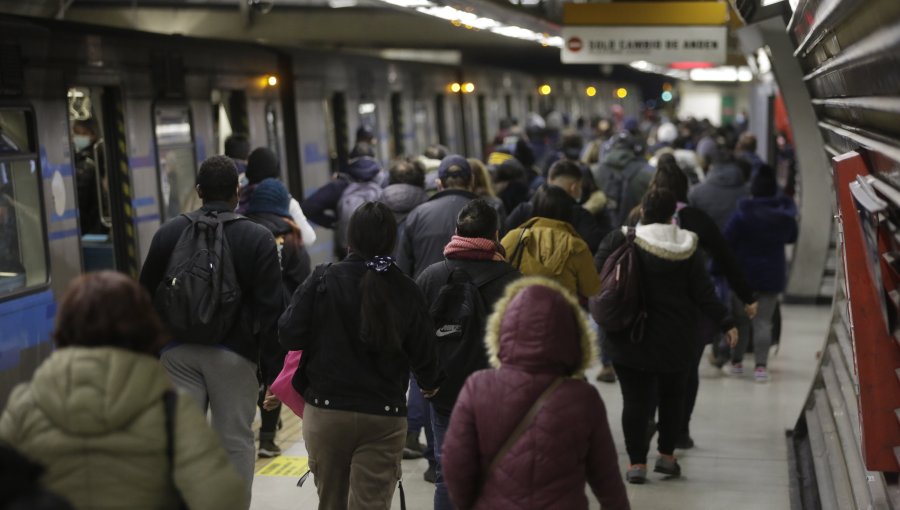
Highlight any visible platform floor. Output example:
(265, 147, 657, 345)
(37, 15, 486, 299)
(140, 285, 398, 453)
(249, 303, 830, 510)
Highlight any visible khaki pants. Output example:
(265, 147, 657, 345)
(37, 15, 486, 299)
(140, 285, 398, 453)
(303, 405, 406, 510)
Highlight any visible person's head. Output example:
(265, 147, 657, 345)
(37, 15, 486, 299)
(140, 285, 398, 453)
(348, 201, 397, 259)
(246, 147, 280, 184)
(355, 125, 375, 145)
(751, 164, 778, 197)
(72, 120, 98, 152)
(54, 271, 166, 355)
(424, 144, 449, 161)
(467, 158, 495, 197)
(547, 160, 583, 201)
(437, 155, 473, 191)
(224, 134, 250, 162)
(196, 155, 240, 208)
(456, 199, 500, 240)
(640, 188, 677, 225)
(652, 153, 688, 202)
(247, 178, 291, 217)
(656, 122, 678, 145)
(388, 157, 425, 188)
(560, 130, 584, 160)
(346, 156, 382, 182)
(532, 184, 574, 224)
(736, 132, 757, 153)
(349, 142, 376, 159)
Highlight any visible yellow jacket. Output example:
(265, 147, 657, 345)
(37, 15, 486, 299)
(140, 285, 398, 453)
(501, 217, 600, 299)
(0, 347, 246, 510)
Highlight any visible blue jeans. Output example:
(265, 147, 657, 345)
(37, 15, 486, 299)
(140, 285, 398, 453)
(407, 375, 435, 466)
(431, 407, 455, 510)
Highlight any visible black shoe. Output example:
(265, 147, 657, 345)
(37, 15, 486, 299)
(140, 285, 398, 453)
(402, 432, 424, 460)
(424, 465, 436, 484)
(258, 440, 282, 458)
(674, 433, 694, 450)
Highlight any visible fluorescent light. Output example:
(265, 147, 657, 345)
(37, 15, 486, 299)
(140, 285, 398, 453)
(382, 0, 433, 8)
(328, 0, 358, 7)
(737, 67, 753, 82)
(358, 103, 376, 115)
(761, 0, 784, 5)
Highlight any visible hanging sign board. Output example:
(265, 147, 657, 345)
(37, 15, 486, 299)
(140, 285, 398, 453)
(561, 26, 727, 65)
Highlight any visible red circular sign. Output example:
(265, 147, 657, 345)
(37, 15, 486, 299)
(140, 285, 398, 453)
(567, 37, 583, 52)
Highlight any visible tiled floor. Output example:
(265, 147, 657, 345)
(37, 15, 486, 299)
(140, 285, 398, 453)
(250, 303, 831, 509)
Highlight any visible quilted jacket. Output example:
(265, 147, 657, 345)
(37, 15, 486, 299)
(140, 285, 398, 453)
(0, 347, 246, 510)
(441, 277, 630, 510)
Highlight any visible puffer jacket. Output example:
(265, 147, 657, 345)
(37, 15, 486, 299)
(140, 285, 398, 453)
(595, 224, 733, 372)
(725, 196, 798, 293)
(687, 161, 750, 231)
(380, 183, 428, 225)
(500, 217, 600, 299)
(0, 347, 245, 510)
(442, 278, 630, 510)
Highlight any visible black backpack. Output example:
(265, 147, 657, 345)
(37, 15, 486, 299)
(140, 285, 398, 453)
(428, 262, 514, 415)
(589, 228, 647, 343)
(154, 210, 243, 345)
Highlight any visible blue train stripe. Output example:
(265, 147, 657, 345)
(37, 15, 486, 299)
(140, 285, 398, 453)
(51, 208, 78, 223)
(39, 147, 74, 178)
(0, 289, 56, 371)
(128, 154, 156, 169)
(135, 213, 160, 224)
(48, 228, 80, 241)
(132, 196, 156, 208)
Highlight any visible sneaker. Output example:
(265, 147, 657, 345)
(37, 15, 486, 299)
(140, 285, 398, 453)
(423, 465, 436, 484)
(654, 455, 681, 477)
(403, 432, 425, 459)
(626, 464, 647, 484)
(596, 365, 617, 383)
(754, 366, 769, 383)
(674, 433, 694, 450)
(729, 363, 744, 376)
(258, 440, 282, 458)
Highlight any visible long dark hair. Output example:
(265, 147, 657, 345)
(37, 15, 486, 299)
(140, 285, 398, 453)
(348, 202, 402, 351)
(652, 153, 689, 203)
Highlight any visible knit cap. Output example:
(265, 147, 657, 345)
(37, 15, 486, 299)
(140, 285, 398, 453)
(247, 178, 290, 217)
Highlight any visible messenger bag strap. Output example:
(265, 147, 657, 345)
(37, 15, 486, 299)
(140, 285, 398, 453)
(483, 377, 565, 482)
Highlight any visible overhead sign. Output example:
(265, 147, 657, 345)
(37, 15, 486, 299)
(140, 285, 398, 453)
(561, 26, 727, 65)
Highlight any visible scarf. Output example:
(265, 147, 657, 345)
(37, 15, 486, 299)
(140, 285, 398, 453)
(443, 235, 506, 262)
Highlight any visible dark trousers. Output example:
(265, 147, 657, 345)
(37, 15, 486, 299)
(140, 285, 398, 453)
(615, 363, 690, 465)
(407, 375, 435, 467)
(257, 386, 281, 442)
(681, 341, 707, 436)
(431, 408, 455, 510)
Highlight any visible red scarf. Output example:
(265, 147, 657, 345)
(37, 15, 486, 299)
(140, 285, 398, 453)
(443, 235, 506, 261)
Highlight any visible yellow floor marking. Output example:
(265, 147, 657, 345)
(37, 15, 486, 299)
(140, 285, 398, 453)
(256, 455, 310, 477)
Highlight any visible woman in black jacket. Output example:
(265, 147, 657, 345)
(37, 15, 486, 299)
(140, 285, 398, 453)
(278, 201, 443, 510)
(595, 189, 737, 484)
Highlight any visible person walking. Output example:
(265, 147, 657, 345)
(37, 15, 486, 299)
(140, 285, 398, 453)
(278, 201, 443, 510)
(442, 277, 630, 510)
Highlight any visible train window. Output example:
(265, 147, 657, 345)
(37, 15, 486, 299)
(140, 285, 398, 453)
(390, 92, 404, 157)
(155, 104, 199, 222)
(434, 94, 447, 146)
(413, 99, 430, 152)
(358, 99, 379, 158)
(0, 110, 48, 296)
(265, 102, 280, 158)
(212, 89, 248, 157)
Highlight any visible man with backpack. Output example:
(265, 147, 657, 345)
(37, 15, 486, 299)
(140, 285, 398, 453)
(416, 199, 521, 510)
(592, 133, 655, 228)
(139, 155, 283, 505)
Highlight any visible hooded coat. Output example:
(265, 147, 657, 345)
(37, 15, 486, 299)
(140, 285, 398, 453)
(379, 183, 428, 225)
(724, 196, 798, 293)
(595, 224, 733, 372)
(592, 146, 655, 227)
(302, 157, 383, 229)
(0, 347, 246, 510)
(687, 161, 750, 231)
(500, 217, 600, 299)
(441, 278, 630, 510)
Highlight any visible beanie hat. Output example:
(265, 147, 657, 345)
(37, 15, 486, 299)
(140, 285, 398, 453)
(347, 156, 382, 182)
(656, 123, 678, 144)
(438, 155, 472, 183)
(246, 148, 280, 184)
(751, 165, 778, 197)
(247, 178, 290, 217)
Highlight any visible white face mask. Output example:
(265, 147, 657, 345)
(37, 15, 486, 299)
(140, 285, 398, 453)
(73, 134, 92, 151)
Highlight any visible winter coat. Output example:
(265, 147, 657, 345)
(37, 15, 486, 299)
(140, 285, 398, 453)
(592, 147, 655, 227)
(501, 217, 600, 299)
(278, 255, 444, 417)
(724, 196, 798, 293)
(415, 258, 521, 417)
(238, 186, 316, 246)
(245, 212, 311, 296)
(139, 202, 284, 374)
(0, 347, 246, 510)
(380, 183, 428, 225)
(442, 277, 630, 510)
(302, 160, 381, 228)
(595, 225, 733, 372)
(505, 200, 606, 254)
(397, 189, 478, 278)
(687, 161, 750, 231)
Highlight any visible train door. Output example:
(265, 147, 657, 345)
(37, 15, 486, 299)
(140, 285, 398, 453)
(434, 94, 448, 148)
(390, 92, 404, 157)
(66, 86, 136, 274)
(358, 96, 379, 158)
(154, 104, 199, 222)
(413, 98, 431, 154)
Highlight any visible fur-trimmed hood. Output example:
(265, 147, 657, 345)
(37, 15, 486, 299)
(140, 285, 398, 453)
(484, 277, 598, 376)
(628, 223, 698, 261)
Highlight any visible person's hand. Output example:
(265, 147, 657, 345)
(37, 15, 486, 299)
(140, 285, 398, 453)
(262, 390, 281, 410)
(421, 387, 440, 399)
(744, 301, 759, 319)
(725, 328, 739, 348)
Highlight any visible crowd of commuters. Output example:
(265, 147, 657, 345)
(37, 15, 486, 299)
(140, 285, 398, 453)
(0, 108, 798, 510)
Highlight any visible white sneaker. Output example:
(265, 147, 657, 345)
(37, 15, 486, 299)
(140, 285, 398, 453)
(754, 366, 769, 383)
(728, 363, 744, 376)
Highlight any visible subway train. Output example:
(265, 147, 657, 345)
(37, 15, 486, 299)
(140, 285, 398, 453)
(0, 14, 640, 406)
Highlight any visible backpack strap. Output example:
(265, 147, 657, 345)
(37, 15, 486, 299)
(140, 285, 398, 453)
(508, 227, 531, 270)
(482, 377, 565, 487)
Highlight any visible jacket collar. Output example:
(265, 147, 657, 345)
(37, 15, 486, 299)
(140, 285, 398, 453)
(201, 201, 234, 213)
(427, 188, 478, 202)
(629, 223, 697, 261)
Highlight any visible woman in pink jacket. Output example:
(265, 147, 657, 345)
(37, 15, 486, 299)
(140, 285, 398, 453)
(442, 277, 630, 510)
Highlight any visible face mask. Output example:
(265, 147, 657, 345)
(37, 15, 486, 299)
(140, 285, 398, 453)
(73, 135, 92, 151)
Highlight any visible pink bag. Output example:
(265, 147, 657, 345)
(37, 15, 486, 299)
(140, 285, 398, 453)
(270, 350, 305, 418)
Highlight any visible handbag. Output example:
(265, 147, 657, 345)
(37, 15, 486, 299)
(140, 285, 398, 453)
(270, 350, 306, 417)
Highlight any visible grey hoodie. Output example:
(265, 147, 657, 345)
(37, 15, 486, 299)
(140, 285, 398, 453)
(688, 161, 750, 231)
(380, 183, 428, 225)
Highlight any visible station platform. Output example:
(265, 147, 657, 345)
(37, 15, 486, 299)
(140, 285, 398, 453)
(249, 303, 830, 509)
